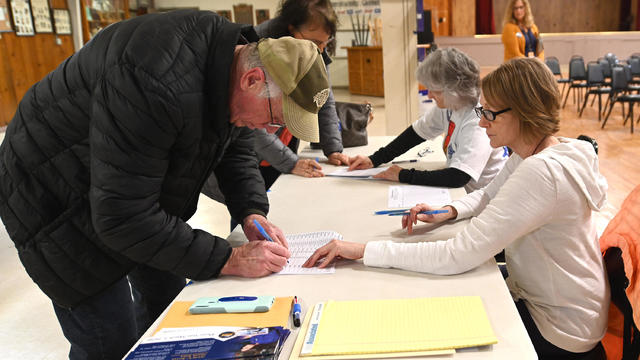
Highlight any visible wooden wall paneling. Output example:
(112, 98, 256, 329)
(494, 0, 622, 34)
(3, 34, 29, 103)
(424, 0, 451, 36)
(493, 0, 508, 34)
(0, 0, 74, 126)
(0, 35, 18, 126)
(451, 0, 475, 36)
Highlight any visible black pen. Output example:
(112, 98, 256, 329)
(292, 296, 301, 327)
(391, 159, 417, 164)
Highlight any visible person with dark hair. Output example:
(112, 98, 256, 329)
(0, 10, 331, 359)
(248, 0, 347, 188)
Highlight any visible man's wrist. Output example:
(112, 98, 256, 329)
(220, 248, 238, 276)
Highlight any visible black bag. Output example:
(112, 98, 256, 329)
(311, 101, 373, 149)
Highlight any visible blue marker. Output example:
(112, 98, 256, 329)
(252, 219, 274, 242)
(292, 296, 301, 327)
(219, 296, 257, 302)
(387, 209, 450, 216)
(374, 209, 410, 215)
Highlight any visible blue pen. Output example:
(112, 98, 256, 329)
(252, 220, 289, 263)
(374, 209, 411, 215)
(292, 296, 301, 327)
(252, 219, 274, 242)
(388, 209, 450, 216)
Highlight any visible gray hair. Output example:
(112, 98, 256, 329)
(415, 47, 480, 110)
(240, 42, 282, 99)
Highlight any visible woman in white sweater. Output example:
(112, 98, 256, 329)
(304, 58, 609, 359)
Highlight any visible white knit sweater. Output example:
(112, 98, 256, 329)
(363, 137, 610, 352)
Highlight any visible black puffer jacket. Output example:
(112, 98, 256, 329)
(0, 10, 268, 308)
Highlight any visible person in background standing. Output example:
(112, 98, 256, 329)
(501, 0, 544, 61)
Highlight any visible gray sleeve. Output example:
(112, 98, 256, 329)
(318, 85, 344, 156)
(254, 129, 298, 173)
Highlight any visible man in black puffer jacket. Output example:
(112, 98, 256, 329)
(0, 10, 329, 360)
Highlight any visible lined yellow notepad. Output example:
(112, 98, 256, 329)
(301, 296, 497, 356)
(290, 311, 455, 359)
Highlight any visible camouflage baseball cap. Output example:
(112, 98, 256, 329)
(258, 37, 330, 143)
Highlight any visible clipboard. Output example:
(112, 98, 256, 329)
(154, 296, 294, 334)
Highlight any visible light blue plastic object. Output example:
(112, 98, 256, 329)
(188, 295, 275, 314)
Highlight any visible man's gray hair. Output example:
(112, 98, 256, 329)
(241, 42, 282, 99)
(415, 47, 480, 110)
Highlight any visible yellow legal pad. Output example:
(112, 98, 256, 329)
(154, 296, 293, 334)
(300, 296, 497, 356)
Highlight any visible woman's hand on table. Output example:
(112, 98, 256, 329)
(373, 164, 401, 181)
(402, 204, 458, 234)
(348, 155, 373, 170)
(302, 239, 366, 268)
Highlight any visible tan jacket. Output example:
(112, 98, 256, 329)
(501, 22, 544, 62)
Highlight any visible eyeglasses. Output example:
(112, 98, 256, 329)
(296, 28, 334, 49)
(474, 106, 511, 121)
(262, 70, 282, 128)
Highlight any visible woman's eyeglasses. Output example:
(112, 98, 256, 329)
(474, 106, 511, 121)
(262, 70, 283, 128)
(296, 29, 334, 48)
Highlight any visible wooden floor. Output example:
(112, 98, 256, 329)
(557, 93, 640, 210)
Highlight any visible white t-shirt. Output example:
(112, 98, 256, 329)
(412, 106, 508, 192)
(363, 138, 610, 352)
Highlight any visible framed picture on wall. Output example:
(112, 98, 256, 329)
(233, 4, 253, 25)
(52, 8, 71, 35)
(215, 10, 232, 22)
(8, 0, 34, 36)
(29, 0, 52, 33)
(0, 0, 13, 32)
(255, 9, 269, 25)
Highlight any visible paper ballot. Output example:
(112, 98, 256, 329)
(327, 167, 387, 179)
(279, 231, 342, 275)
(388, 185, 452, 208)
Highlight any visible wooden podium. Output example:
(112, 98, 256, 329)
(345, 46, 384, 97)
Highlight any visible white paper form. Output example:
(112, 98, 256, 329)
(388, 185, 452, 208)
(278, 231, 342, 275)
(326, 167, 387, 178)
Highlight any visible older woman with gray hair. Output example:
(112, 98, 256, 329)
(348, 47, 507, 192)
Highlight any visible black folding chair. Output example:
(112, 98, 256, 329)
(562, 56, 587, 112)
(602, 66, 640, 133)
(545, 56, 570, 100)
(605, 52, 619, 67)
(579, 62, 610, 121)
(627, 57, 640, 84)
(599, 58, 612, 85)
